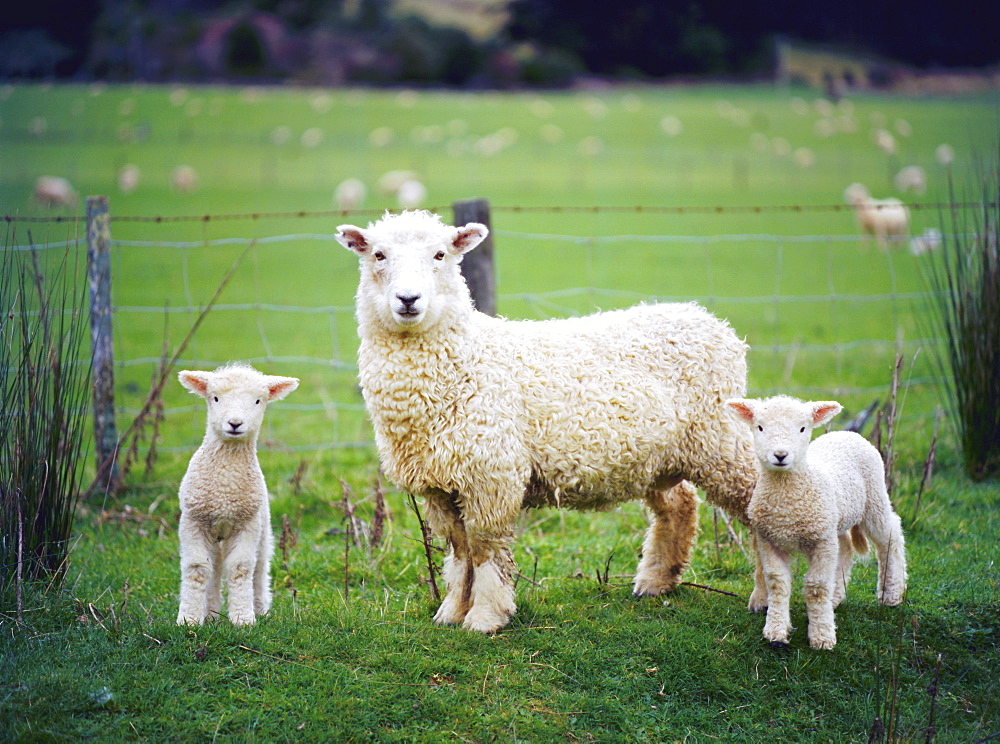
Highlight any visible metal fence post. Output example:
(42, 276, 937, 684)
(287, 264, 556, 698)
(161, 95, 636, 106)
(87, 195, 119, 491)
(452, 198, 496, 317)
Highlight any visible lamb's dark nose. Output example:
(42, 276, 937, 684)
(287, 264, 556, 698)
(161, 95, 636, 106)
(397, 293, 421, 311)
(227, 419, 243, 433)
(773, 451, 788, 464)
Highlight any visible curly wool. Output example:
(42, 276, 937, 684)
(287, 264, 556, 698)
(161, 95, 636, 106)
(339, 210, 762, 632)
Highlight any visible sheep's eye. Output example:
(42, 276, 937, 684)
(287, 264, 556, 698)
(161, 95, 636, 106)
(800, 426, 806, 433)
(373, 251, 386, 261)
(434, 251, 446, 261)
(213, 396, 218, 403)
(256, 399, 261, 405)
(757, 425, 763, 432)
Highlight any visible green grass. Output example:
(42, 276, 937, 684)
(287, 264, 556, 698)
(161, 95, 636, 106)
(1, 82, 999, 741)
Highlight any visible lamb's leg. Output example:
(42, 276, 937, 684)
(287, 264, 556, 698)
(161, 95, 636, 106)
(253, 518, 274, 616)
(758, 537, 793, 647)
(833, 531, 856, 608)
(634, 481, 699, 596)
(206, 557, 223, 621)
(223, 530, 260, 626)
(461, 534, 517, 634)
(425, 494, 471, 626)
(177, 518, 213, 625)
(868, 508, 908, 606)
(803, 540, 839, 650)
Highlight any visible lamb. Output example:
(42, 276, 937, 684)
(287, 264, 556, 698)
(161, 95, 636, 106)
(334, 178, 367, 211)
(171, 164, 198, 193)
(176, 363, 299, 626)
(727, 395, 908, 650)
(844, 183, 909, 250)
(33, 175, 78, 209)
(337, 210, 764, 633)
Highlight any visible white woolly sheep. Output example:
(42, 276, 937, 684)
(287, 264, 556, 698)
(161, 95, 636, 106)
(176, 363, 299, 627)
(337, 210, 764, 633)
(334, 178, 367, 211)
(118, 164, 141, 194)
(396, 179, 427, 210)
(171, 164, 198, 193)
(894, 165, 927, 195)
(844, 183, 909, 251)
(727, 395, 908, 650)
(33, 175, 77, 209)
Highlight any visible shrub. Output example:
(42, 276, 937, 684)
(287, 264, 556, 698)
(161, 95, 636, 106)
(923, 145, 1000, 480)
(1, 237, 91, 610)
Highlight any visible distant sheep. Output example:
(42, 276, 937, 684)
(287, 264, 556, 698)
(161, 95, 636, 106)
(844, 183, 909, 250)
(176, 363, 299, 627)
(894, 165, 927, 195)
(396, 179, 427, 209)
(171, 165, 198, 193)
(337, 210, 764, 633)
(727, 395, 908, 650)
(33, 175, 77, 209)
(118, 164, 141, 194)
(334, 178, 367, 211)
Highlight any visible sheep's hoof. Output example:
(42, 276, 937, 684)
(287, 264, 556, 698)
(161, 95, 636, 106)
(769, 640, 789, 650)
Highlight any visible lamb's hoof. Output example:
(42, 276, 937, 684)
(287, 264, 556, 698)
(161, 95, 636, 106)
(229, 612, 256, 627)
(462, 606, 512, 634)
(809, 638, 836, 651)
(432, 599, 467, 626)
(749, 601, 769, 614)
(769, 640, 789, 650)
(632, 580, 675, 598)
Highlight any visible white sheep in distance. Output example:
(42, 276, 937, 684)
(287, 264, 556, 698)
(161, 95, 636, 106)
(334, 178, 367, 211)
(176, 363, 299, 627)
(171, 164, 198, 193)
(33, 175, 78, 209)
(727, 395, 908, 650)
(337, 210, 764, 633)
(844, 183, 909, 251)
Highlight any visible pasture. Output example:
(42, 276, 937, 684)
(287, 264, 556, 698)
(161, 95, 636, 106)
(1, 82, 998, 741)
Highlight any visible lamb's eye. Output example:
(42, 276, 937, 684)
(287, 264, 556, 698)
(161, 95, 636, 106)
(434, 251, 446, 261)
(213, 396, 218, 403)
(373, 251, 386, 261)
(256, 399, 261, 405)
(757, 425, 763, 432)
(800, 426, 805, 433)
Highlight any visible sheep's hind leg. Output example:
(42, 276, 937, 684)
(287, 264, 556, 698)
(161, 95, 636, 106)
(461, 538, 517, 634)
(633, 481, 699, 597)
(870, 511, 908, 606)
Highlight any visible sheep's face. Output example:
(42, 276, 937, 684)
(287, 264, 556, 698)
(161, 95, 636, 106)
(727, 396, 842, 472)
(337, 211, 488, 333)
(179, 365, 299, 443)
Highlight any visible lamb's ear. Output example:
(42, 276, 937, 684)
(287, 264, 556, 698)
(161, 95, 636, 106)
(450, 223, 488, 255)
(179, 370, 212, 398)
(726, 398, 756, 423)
(336, 225, 370, 255)
(810, 401, 843, 426)
(266, 376, 299, 402)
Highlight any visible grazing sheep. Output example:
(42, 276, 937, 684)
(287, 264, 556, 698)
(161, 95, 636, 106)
(396, 179, 427, 210)
(117, 164, 141, 194)
(176, 363, 299, 627)
(171, 164, 198, 193)
(334, 178, 367, 211)
(894, 165, 927, 195)
(727, 395, 908, 650)
(33, 175, 77, 209)
(844, 183, 909, 250)
(337, 210, 763, 633)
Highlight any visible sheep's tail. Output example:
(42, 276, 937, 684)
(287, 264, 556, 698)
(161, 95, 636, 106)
(851, 525, 869, 555)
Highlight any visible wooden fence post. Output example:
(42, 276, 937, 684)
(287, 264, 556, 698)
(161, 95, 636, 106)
(452, 198, 496, 317)
(87, 196, 119, 491)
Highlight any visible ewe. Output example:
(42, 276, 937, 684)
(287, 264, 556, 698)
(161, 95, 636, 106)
(33, 175, 77, 209)
(844, 183, 909, 251)
(176, 364, 299, 627)
(727, 396, 908, 650)
(337, 210, 763, 633)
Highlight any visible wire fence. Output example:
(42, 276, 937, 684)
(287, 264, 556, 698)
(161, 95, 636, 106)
(3, 202, 953, 460)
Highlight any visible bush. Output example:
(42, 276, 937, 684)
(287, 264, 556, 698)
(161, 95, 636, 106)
(923, 145, 1000, 480)
(1, 237, 91, 610)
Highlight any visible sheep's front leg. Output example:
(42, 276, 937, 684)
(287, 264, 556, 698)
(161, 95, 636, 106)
(461, 533, 517, 633)
(803, 540, 839, 650)
(223, 529, 261, 626)
(634, 481, 699, 597)
(758, 537, 793, 647)
(177, 517, 213, 625)
(425, 494, 471, 626)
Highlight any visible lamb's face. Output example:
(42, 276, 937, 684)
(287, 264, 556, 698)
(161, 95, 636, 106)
(337, 211, 488, 333)
(179, 366, 299, 442)
(727, 396, 842, 472)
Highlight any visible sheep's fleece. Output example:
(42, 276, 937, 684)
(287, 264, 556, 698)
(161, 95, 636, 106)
(176, 363, 299, 627)
(338, 210, 762, 633)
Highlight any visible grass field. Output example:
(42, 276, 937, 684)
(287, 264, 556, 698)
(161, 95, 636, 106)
(2, 82, 999, 741)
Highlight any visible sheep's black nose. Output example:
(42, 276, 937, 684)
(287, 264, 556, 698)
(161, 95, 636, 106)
(397, 293, 421, 309)
(773, 451, 787, 464)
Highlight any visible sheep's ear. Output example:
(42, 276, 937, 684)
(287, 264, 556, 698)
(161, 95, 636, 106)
(726, 398, 756, 423)
(179, 370, 212, 398)
(810, 401, 843, 426)
(450, 223, 488, 255)
(266, 376, 299, 402)
(336, 225, 370, 255)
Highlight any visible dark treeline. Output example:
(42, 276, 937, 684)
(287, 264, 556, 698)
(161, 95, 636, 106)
(1, 0, 997, 84)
